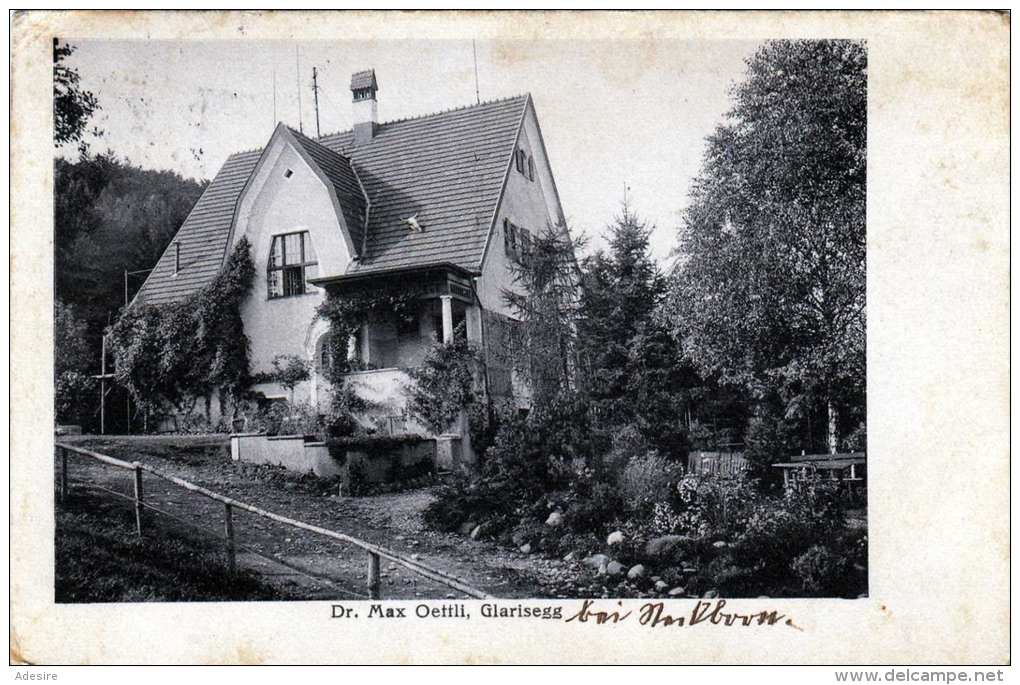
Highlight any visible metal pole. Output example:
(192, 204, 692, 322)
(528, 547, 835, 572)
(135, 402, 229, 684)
(224, 503, 236, 574)
(367, 551, 381, 599)
(59, 446, 68, 503)
(312, 66, 321, 138)
(124, 269, 128, 308)
(100, 334, 106, 435)
(132, 463, 144, 537)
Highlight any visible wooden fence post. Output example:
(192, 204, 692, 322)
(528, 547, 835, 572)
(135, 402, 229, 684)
(58, 446, 68, 503)
(224, 503, 236, 574)
(132, 463, 144, 537)
(367, 551, 381, 599)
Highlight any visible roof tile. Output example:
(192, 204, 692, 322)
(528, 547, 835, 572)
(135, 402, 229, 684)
(134, 95, 528, 306)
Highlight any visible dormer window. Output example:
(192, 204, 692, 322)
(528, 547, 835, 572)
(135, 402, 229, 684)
(267, 231, 319, 299)
(527, 157, 535, 182)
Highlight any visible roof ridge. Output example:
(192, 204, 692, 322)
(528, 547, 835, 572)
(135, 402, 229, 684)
(318, 93, 529, 141)
(227, 95, 528, 158)
(286, 125, 353, 163)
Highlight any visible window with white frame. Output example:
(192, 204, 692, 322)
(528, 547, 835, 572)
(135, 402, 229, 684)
(267, 231, 319, 299)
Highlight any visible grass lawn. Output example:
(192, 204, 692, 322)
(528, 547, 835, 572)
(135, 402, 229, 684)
(55, 489, 292, 602)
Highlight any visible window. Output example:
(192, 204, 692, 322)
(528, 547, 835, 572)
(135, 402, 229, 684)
(503, 218, 533, 265)
(527, 156, 535, 182)
(267, 231, 319, 299)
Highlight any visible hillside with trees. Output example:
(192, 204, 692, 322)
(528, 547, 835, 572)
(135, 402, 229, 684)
(53, 40, 207, 428)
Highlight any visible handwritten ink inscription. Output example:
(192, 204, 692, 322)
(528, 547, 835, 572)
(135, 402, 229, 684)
(564, 599, 798, 630)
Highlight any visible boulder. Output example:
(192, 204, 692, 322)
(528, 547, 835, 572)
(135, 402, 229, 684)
(712, 541, 728, 549)
(654, 580, 669, 592)
(545, 511, 564, 528)
(605, 561, 625, 576)
(645, 535, 688, 560)
(627, 564, 647, 580)
(703, 589, 719, 599)
(583, 553, 611, 571)
(470, 525, 483, 540)
(520, 543, 532, 554)
(606, 530, 625, 546)
(668, 586, 685, 596)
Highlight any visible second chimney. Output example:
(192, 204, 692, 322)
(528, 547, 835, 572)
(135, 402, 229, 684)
(351, 69, 378, 144)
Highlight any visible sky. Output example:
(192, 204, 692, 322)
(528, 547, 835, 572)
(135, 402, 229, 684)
(62, 38, 761, 264)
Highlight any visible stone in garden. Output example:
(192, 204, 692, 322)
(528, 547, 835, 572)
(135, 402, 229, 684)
(583, 553, 611, 571)
(470, 525, 483, 540)
(668, 586, 685, 596)
(606, 530, 625, 546)
(545, 511, 564, 527)
(650, 575, 661, 582)
(627, 564, 646, 580)
(520, 543, 532, 554)
(654, 580, 669, 591)
(645, 535, 688, 560)
(712, 541, 728, 549)
(605, 561, 625, 576)
(459, 521, 475, 536)
(703, 589, 719, 599)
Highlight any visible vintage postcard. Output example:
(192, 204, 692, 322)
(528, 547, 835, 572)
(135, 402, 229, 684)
(9, 9, 1010, 666)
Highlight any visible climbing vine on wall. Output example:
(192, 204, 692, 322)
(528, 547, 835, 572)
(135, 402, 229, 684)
(315, 280, 424, 435)
(406, 328, 481, 435)
(107, 237, 255, 413)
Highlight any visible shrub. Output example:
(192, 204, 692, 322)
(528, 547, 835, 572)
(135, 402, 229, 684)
(407, 329, 480, 435)
(791, 545, 849, 595)
(618, 451, 685, 518)
(248, 400, 323, 437)
(422, 475, 519, 535)
(55, 370, 98, 425)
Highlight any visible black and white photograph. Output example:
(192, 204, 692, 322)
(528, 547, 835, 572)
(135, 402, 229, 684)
(11, 9, 1009, 667)
(50, 33, 868, 604)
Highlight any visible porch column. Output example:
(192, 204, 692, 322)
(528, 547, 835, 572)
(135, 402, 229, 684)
(440, 295, 454, 344)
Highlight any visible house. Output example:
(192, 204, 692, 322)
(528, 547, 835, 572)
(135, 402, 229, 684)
(132, 70, 568, 456)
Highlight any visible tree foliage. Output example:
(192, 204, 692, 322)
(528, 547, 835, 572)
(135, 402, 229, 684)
(502, 223, 583, 409)
(54, 300, 98, 425)
(53, 39, 100, 155)
(54, 154, 207, 340)
(107, 238, 255, 414)
(670, 40, 866, 452)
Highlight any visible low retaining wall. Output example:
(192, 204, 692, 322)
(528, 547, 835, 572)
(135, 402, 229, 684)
(230, 432, 341, 479)
(230, 432, 437, 485)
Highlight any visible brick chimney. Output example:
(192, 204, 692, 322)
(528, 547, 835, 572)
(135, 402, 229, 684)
(351, 69, 378, 144)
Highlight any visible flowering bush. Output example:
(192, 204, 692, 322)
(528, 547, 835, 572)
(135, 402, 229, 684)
(619, 452, 684, 517)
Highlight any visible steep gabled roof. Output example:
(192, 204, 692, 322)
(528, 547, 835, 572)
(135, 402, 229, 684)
(287, 126, 367, 253)
(134, 94, 529, 306)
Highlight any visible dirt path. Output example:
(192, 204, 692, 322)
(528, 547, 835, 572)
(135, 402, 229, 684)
(57, 435, 583, 600)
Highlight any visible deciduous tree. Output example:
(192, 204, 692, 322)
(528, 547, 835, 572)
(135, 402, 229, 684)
(671, 40, 866, 454)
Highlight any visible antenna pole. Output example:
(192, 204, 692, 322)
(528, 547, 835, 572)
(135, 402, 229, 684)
(312, 66, 321, 138)
(473, 40, 480, 105)
(272, 68, 277, 127)
(296, 46, 303, 133)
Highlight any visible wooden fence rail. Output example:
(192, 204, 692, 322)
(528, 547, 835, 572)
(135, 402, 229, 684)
(55, 442, 491, 600)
